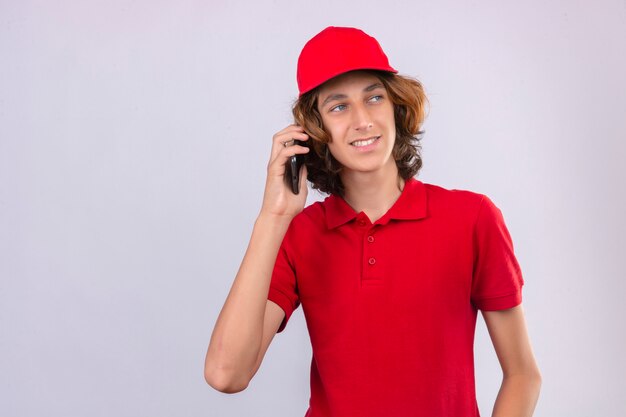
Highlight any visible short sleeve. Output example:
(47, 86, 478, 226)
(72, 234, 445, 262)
(267, 229, 301, 333)
(470, 195, 524, 311)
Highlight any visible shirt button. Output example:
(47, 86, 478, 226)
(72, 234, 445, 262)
(367, 235, 375, 243)
(358, 220, 367, 226)
(368, 257, 376, 265)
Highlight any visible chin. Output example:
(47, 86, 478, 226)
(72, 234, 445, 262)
(343, 163, 390, 175)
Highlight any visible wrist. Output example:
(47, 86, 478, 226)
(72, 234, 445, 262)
(256, 210, 295, 228)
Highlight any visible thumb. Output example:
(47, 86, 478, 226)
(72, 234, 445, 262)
(298, 164, 308, 193)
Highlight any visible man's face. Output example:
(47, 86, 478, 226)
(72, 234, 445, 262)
(316, 71, 397, 178)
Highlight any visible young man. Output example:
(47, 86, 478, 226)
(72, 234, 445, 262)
(205, 26, 541, 416)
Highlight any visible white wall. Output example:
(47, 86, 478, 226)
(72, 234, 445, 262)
(1, 1, 625, 416)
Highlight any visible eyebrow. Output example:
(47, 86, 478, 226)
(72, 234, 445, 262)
(320, 82, 385, 108)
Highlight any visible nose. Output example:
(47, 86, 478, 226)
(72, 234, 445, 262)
(352, 103, 373, 131)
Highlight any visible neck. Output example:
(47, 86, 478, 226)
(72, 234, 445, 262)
(341, 164, 405, 223)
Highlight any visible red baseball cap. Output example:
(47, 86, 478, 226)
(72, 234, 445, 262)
(296, 26, 398, 97)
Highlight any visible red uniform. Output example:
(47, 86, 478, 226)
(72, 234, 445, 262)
(268, 177, 524, 416)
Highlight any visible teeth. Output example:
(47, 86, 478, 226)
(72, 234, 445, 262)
(351, 136, 379, 147)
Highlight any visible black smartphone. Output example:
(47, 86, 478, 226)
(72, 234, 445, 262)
(285, 139, 307, 194)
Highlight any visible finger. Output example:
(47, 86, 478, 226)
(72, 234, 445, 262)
(273, 124, 309, 142)
(281, 138, 297, 148)
(270, 136, 307, 163)
(272, 131, 309, 149)
(280, 143, 311, 160)
(273, 123, 304, 137)
(270, 138, 309, 164)
(268, 144, 310, 175)
(272, 125, 306, 145)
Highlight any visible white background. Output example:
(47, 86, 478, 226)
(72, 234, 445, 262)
(1, 1, 625, 416)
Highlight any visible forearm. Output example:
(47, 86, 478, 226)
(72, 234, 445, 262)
(491, 373, 542, 417)
(205, 212, 292, 388)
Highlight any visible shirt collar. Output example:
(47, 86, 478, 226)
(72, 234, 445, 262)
(324, 177, 428, 229)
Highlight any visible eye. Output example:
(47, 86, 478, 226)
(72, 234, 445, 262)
(330, 104, 347, 112)
(369, 95, 383, 103)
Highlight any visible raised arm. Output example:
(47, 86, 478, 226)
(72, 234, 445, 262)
(482, 304, 542, 417)
(204, 125, 309, 393)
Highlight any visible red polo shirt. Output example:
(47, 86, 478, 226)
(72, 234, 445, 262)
(267, 177, 524, 417)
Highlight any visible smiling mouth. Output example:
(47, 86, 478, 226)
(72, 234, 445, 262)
(350, 136, 381, 147)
